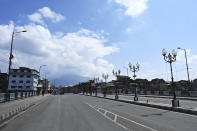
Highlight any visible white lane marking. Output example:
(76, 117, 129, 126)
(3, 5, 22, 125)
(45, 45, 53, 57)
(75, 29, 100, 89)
(103, 110, 107, 116)
(86, 103, 128, 130)
(114, 115, 117, 122)
(118, 115, 158, 131)
(99, 107, 158, 131)
(86, 103, 158, 131)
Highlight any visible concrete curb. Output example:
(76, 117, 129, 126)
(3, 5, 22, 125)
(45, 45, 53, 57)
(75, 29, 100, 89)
(82, 94, 197, 116)
(0, 103, 35, 125)
(0, 95, 51, 125)
(124, 94, 197, 101)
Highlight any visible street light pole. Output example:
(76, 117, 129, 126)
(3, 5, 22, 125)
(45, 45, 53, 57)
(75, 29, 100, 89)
(102, 73, 109, 98)
(94, 77, 99, 96)
(39, 65, 47, 76)
(8, 30, 27, 92)
(177, 47, 190, 82)
(37, 65, 46, 95)
(128, 62, 139, 101)
(162, 48, 179, 107)
(112, 69, 121, 100)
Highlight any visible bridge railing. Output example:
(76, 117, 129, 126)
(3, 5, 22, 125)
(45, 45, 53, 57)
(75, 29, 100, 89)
(0, 92, 37, 103)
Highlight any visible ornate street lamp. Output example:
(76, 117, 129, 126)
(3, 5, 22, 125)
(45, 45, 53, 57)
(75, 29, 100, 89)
(128, 62, 140, 101)
(112, 69, 121, 100)
(94, 77, 99, 96)
(162, 48, 179, 107)
(102, 73, 109, 98)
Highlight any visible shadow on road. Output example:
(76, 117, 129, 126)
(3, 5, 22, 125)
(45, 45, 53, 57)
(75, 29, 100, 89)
(141, 111, 170, 117)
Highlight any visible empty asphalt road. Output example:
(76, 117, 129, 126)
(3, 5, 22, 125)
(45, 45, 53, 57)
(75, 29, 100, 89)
(1, 94, 197, 131)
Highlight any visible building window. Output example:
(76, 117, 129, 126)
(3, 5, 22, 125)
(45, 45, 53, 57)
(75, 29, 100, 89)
(18, 86, 22, 88)
(19, 80, 23, 83)
(12, 80, 16, 83)
(28, 70, 31, 73)
(12, 75, 16, 77)
(34, 76, 38, 79)
(26, 81, 30, 83)
(27, 75, 31, 78)
(13, 69, 17, 72)
(11, 86, 15, 88)
(21, 70, 24, 72)
(20, 75, 24, 78)
(26, 86, 30, 88)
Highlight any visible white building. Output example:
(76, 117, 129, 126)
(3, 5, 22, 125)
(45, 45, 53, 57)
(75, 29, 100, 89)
(8, 67, 39, 92)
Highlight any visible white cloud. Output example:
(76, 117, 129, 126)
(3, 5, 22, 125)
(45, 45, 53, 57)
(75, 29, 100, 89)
(28, 7, 65, 24)
(38, 7, 65, 22)
(114, 0, 149, 17)
(0, 21, 14, 46)
(28, 13, 44, 24)
(0, 22, 119, 80)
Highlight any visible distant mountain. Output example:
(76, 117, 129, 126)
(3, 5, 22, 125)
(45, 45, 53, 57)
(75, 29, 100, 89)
(48, 74, 90, 87)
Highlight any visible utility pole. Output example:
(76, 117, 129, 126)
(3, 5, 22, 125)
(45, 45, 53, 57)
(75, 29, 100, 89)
(8, 30, 26, 91)
(177, 47, 190, 82)
(7, 32, 14, 91)
(54, 79, 56, 88)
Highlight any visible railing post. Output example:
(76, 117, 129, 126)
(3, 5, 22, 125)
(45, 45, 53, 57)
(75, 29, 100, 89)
(5, 93, 10, 102)
(15, 92, 18, 100)
(21, 92, 23, 98)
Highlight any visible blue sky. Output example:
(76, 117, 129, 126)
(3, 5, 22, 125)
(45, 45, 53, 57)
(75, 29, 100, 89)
(0, 0, 197, 85)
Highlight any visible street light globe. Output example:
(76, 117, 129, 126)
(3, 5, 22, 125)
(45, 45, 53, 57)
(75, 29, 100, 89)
(172, 49, 177, 57)
(136, 63, 140, 69)
(128, 62, 132, 68)
(162, 48, 167, 56)
(112, 69, 114, 75)
(118, 69, 121, 75)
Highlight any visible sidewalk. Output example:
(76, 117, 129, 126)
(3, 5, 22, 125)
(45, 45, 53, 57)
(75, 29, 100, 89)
(84, 93, 197, 115)
(124, 94, 197, 101)
(0, 94, 51, 124)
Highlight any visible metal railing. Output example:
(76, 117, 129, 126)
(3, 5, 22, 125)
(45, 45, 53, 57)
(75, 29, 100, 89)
(0, 92, 37, 103)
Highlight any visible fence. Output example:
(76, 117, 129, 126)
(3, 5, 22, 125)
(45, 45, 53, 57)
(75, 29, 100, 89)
(0, 92, 37, 103)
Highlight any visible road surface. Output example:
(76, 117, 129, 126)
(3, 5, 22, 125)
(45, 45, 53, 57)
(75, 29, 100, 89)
(1, 94, 197, 131)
